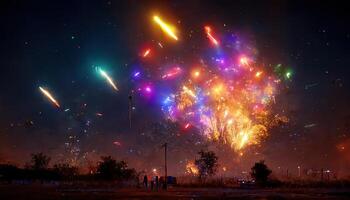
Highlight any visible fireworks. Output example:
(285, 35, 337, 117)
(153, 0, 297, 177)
(35, 12, 291, 157)
(99, 69, 118, 91)
(239, 56, 250, 66)
(130, 16, 291, 153)
(142, 48, 151, 58)
(204, 26, 219, 46)
(162, 67, 182, 79)
(186, 161, 199, 175)
(153, 15, 178, 41)
(192, 69, 201, 79)
(39, 86, 60, 108)
(113, 141, 121, 146)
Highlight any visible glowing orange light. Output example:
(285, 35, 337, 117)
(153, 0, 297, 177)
(204, 26, 219, 46)
(255, 71, 263, 78)
(192, 69, 201, 79)
(143, 48, 151, 57)
(239, 56, 249, 66)
(186, 161, 199, 175)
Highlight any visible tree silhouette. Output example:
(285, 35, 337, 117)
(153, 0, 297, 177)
(53, 163, 78, 180)
(97, 156, 118, 180)
(96, 156, 135, 180)
(195, 150, 218, 180)
(30, 153, 51, 170)
(250, 160, 272, 185)
(0, 164, 20, 182)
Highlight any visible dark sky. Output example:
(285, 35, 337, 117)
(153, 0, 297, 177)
(0, 0, 349, 177)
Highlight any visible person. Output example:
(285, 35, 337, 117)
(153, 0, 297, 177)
(150, 179, 154, 191)
(143, 175, 148, 189)
(155, 176, 159, 191)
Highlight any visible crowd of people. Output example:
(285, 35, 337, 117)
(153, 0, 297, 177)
(142, 175, 166, 191)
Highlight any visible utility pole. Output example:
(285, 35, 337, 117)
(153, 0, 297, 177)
(162, 142, 168, 190)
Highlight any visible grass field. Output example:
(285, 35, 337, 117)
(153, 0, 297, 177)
(0, 185, 349, 200)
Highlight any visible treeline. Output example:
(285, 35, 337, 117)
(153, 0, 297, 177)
(0, 153, 137, 183)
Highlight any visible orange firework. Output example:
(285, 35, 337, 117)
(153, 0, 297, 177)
(39, 86, 60, 108)
(204, 26, 219, 46)
(143, 48, 151, 58)
(186, 161, 199, 175)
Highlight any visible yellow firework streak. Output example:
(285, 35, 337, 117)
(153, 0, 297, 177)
(153, 15, 178, 41)
(39, 86, 60, 108)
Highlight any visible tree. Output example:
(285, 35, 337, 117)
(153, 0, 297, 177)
(53, 163, 78, 180)
(195, 150, 218, 180)
(96, 156, 135, 180)
(30, 153, 51, 170)
(0, 164, 20, 182)
(250, 160, 272, 185)
(96, 156, 117, 180)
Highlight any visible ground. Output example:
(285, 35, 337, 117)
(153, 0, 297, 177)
(0, 185, 349, 200)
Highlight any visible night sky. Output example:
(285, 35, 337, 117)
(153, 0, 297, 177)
(1, 0, 350, 177)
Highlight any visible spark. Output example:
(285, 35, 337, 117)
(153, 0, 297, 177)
(113, 141, 121, 146)
(99, 69, 118, 91)
(39, 86, 60, 108)
(255, 71, 263, 78)
(153, 15, 178, 41)
(186, 161, 199, 175)
(143, 48, 151, 57)
(145, 86, 152, 93)
(285, 70, 292, 79)
(239, 56, 249, 66)
(204, 26, 219, 46)
(162, 67, 182, 79)
(192, 69, 201, 78)
(305, 83, 318, 90)
(182, 85, 196, 98)
(133, 71, 141, 77)
(184, 123, 190, 129)
(304, 123, 317, 128)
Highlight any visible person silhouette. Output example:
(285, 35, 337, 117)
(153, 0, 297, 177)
(143, 175, 148, 189)
(150, 179, 154, 191)
(155, 176, 159, 191)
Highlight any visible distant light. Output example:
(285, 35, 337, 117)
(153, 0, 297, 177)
(239, 56, 249, 66)
(285, 71, 292, 79)
(145, 87, 151, 92)
(255, 71, 263, 78)
(143, 48, 151, 58)
(133, 71, 141, 77)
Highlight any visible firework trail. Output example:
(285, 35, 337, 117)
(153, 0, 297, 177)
(39, 86, 60, 108)
(99, 69, 118, 91)
(204, 26, 219, 46)
(153, 15, 178, 41)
